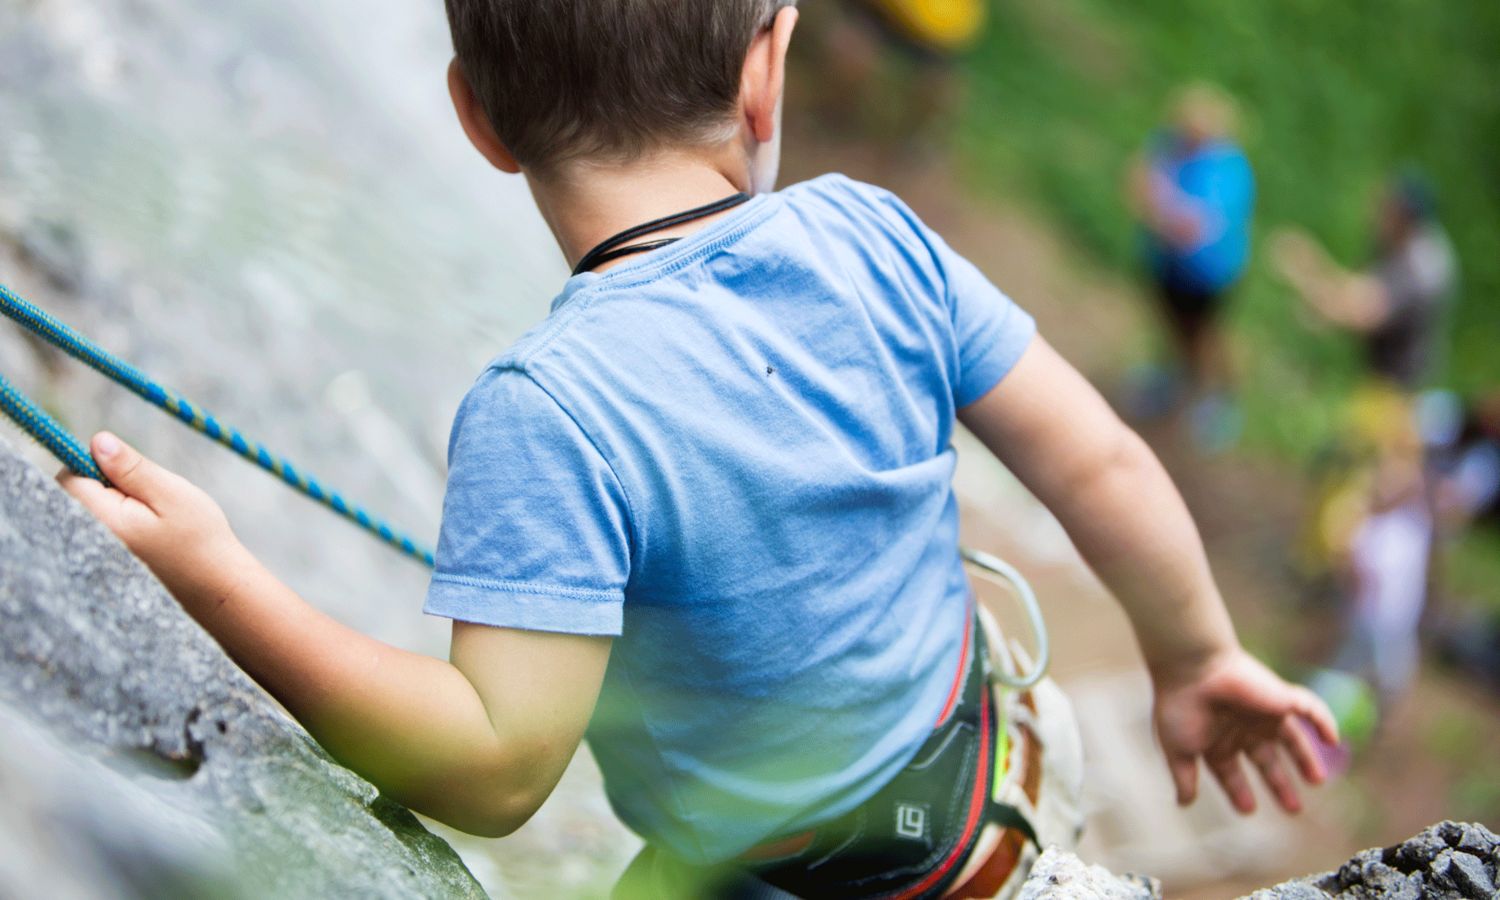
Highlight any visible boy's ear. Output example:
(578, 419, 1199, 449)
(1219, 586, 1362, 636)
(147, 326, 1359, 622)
(448, 59, 522, 174)
(742, 6, 799, 144)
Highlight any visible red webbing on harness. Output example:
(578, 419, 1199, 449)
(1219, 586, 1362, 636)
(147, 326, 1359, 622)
(741, 609, 980, 867)
(885, 685, 993, 900)
(933, 600, 974, 728)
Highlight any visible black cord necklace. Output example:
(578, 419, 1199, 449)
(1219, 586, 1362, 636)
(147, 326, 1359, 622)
(572, 192, 751, 276)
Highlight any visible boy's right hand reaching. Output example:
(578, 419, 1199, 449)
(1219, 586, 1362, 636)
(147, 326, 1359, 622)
(1152, 646, 1336, 814)
(961, 336, 1337, 815)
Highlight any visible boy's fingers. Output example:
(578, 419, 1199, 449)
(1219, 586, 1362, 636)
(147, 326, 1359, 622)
(1249, 742, 1301, 814)
(1207, 752, 1257, 814)
(1280, 716, 1328, 786)
(90, 432, 171, 511)
(1290, 686, 1340, 745)
(58, 471, 126, 530)
(1167, 753, 1198, 806)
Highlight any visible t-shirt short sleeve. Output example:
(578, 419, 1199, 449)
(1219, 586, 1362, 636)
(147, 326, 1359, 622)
(424, 367, 632, 636)
(844, 178, 1036, 408)
(937, 233, 1037, 407)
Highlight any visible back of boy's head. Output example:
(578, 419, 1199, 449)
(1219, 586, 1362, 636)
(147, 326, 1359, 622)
(445, 0, 797, 175)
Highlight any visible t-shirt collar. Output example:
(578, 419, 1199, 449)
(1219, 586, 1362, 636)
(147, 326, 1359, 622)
(551, 193, 775, 312)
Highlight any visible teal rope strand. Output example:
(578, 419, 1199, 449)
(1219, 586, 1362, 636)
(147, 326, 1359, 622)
(0, 372, 106, 482)
(0, 282, 435, 568)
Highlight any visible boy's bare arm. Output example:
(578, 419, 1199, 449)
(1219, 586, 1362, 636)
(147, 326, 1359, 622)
(62, 433, 607, 838)
(959, 337, 1337, 814)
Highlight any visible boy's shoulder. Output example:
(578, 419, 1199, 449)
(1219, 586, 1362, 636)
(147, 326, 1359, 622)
(780, 175, 948, 271)
(783, 173, 918, 223)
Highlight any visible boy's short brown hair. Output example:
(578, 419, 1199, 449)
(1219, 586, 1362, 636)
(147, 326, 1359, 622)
(445, 0, 796, 174)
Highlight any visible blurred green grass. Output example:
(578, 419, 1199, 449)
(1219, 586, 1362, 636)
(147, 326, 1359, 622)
(1447, 526, 1500, 618)
(955, 0, 1500, 457)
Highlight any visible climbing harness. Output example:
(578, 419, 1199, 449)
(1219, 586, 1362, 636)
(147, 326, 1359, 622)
(618, 602, 1062, 900)
(751, 620, 1018, 899)
(0, 282, 435, 567)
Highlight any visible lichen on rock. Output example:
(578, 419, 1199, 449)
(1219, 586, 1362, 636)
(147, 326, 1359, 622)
(0, 438, 485, 898)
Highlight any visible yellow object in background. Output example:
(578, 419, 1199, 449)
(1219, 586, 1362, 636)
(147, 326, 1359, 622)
(864, 0, 987, 54)
(1299, 380, 1423, 574)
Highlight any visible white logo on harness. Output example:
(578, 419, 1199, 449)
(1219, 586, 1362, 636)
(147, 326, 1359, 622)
(895, 803, 928, 841)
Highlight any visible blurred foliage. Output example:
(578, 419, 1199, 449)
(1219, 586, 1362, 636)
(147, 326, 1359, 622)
(1424, 705, 1484, 764)
(955, 0, 1500, 458)
(1426, 704, 1500, 822)
(1446, 525, 1500, 617)
(1451, 767, 1500, 824)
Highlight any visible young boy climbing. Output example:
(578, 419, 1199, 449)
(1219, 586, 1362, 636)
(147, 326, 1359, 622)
(63, 2, 1336, 897)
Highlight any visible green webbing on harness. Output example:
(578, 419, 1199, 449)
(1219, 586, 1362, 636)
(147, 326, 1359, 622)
(0, 282, 436, 568)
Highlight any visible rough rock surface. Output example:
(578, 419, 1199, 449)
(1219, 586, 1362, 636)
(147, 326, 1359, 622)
(1247, 822, 1499, 900)
(0, 439, 484, 898)
(1018, 847, 1163, 900)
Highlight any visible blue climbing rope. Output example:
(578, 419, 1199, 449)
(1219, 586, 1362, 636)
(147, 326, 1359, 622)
(0, 371, 106, 482)
(0, 282, 435, 568)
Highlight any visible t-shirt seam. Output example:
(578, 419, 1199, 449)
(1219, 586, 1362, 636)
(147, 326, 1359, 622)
(429, 572, 621, 603)
(507, 368, 644, 569)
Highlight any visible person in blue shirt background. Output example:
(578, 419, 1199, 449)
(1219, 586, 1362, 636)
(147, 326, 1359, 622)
(1128, 83, 1256, 450)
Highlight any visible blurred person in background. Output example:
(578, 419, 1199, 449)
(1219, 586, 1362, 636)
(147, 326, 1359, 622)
(1328, 423, 1433, 711)
(1426, 390, 1500, 692)
(796, 0, 985, 150)
(1273, 172, 1460, 718)
(1424, 389, 1500, 532)
(1271, 170, 1457, 393)
(1437, 392, 1500, 529)
(1271, 172, 1459, 577)
(1125, 84, 1255, 452)
(1415, 390, 1498, 626)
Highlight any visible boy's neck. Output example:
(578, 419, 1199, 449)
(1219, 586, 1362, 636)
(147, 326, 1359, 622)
(529, 149, 752, 275)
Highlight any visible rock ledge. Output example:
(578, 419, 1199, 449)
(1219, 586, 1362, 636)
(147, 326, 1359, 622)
(0, 438, 484, 898)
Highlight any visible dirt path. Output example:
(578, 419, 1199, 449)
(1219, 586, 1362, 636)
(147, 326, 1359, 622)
(781, 131, 1500, 896)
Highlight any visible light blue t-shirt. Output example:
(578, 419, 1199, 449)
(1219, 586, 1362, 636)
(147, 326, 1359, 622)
(1145, 135, 1256, 294)
(424, 174, 1036, 864)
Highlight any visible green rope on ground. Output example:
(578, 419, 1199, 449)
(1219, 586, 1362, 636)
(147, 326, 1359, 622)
(0, 282, 435, 568)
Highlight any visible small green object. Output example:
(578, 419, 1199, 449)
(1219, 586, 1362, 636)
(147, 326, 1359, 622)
(1308, 667, 1379, 749)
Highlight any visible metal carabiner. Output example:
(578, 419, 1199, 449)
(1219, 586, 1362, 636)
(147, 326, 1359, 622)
(960, 547, 1050, 690)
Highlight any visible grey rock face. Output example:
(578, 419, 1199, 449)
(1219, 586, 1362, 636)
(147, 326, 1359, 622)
(1248, 821, 1499, 899)
(0, 439, 484, 898)
(1018, 847, 1163, 900)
